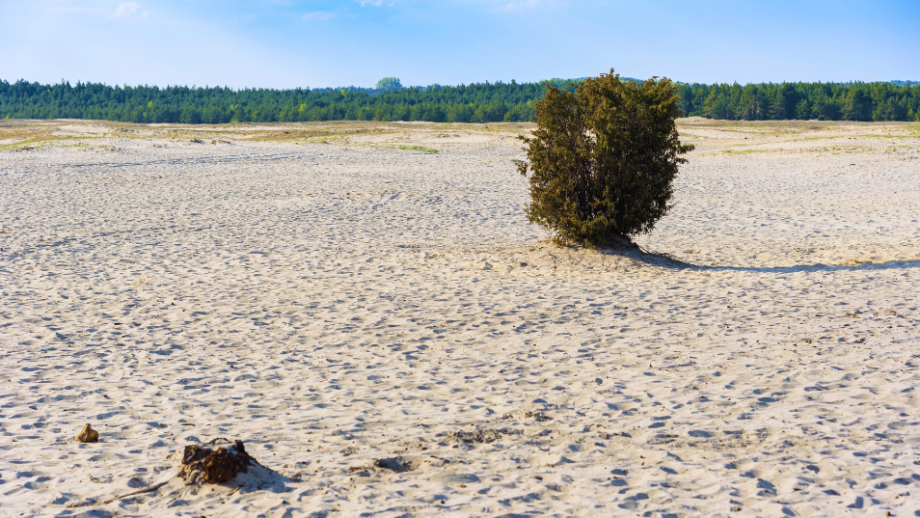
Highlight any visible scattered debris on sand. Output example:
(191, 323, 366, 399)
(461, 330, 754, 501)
(437, 428, 520, 444)
(350, 455, 449, 476)
(503, 410, 552, 422)
(374, 456, 422, 473)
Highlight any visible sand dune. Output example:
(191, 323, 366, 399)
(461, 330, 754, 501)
(1, 120, 919, 516)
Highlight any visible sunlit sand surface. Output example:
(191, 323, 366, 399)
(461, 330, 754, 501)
(1, 119, 919, 516)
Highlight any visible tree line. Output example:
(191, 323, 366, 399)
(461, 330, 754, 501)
(1, 78, 918, 123)
(676, 81, 920, 121)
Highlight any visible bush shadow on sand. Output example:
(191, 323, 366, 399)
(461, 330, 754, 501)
(605, 245, 920, 274)
(476, 241, 920, 275)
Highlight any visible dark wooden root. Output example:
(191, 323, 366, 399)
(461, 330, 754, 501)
(101, 481, 170, 504)
(65, 480, 169, 508)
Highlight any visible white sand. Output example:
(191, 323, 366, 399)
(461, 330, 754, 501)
(1, 120, 919, 517)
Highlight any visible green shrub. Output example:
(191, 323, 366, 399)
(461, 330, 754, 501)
(517, 70, 693, 247)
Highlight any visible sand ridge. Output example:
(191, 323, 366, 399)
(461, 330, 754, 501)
(0, 120, 919, 516)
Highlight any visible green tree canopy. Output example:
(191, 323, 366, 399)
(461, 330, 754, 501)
(375, 77, 403, 93)
(517, 71, 693, 247)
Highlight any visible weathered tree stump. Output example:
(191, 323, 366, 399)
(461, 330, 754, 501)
(178, 439, 259, 484)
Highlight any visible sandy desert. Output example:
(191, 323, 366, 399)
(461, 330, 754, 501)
(1, 119, 919, 517)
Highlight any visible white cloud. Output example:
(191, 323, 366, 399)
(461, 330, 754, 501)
(111, 2, 139, 18)
(303, 11, 336, 21)
(355, 0, 383, 6)
(108, 2, 149, 20)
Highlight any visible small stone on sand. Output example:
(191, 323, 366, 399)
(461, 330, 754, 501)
(75, 424, 99, 443)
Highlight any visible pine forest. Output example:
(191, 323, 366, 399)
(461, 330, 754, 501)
(1, 78, 918, 124)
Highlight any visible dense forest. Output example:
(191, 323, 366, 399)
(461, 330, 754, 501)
(1, 77, 918, 123)
(676, 81, 919, 122)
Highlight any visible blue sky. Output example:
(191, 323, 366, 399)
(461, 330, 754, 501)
(1, 0, 918, 88)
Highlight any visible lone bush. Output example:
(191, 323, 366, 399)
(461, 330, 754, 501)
(517, 70, 693, 247)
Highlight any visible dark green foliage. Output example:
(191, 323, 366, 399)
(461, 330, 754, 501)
(0, 79, 570, 124)
(517, 71, 693, 247)
(1, 78, 918, 123)
(675, 81, 920, 122)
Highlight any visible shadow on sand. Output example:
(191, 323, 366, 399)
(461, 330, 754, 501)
(599, 245, 920, 274)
